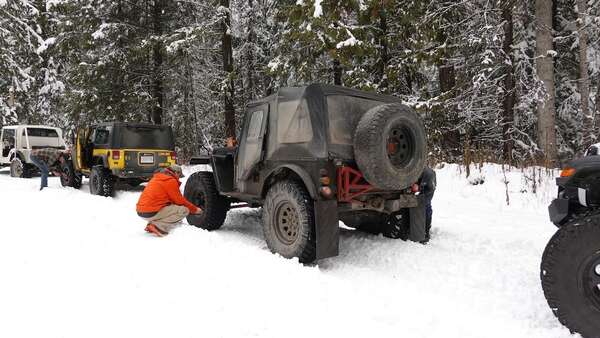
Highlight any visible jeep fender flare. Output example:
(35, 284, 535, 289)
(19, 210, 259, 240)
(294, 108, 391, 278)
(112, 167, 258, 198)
(262, 164, 318, 200)
(8, 149, 25, 162)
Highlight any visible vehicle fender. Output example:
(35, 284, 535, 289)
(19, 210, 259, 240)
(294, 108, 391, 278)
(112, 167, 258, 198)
(7, 148, 17, 161)
(263, 164, 318, 199)
(9, 149, 25, 162)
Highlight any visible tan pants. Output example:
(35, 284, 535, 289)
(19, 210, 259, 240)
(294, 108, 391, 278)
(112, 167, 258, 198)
(142, 205, 189, 233)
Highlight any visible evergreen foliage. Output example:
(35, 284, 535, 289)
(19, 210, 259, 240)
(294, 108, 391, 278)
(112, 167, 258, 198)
(1, 0, 599, 164)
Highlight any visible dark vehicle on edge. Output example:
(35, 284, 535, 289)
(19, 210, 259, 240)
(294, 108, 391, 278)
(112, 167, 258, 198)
(186, 84, 436, 263)
(61, 122, 176, 196)
(543, 152, 600, 337)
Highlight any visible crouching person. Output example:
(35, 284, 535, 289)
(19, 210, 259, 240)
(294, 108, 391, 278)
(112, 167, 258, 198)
(30, 148, 66, 190)
(136, 164, 202, 237)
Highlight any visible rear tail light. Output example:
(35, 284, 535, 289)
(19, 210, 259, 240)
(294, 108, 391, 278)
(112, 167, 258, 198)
(170, 151, 177, 161)
(112, 151, 121, 160)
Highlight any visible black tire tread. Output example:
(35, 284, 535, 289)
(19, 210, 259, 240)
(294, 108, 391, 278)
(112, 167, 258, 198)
(354, 103, 426, 190)
(262, 180, 316, 263)
(184, 171, 230, 230)
(541, 213, 600, 337)
(90, 165, 115, 197)
(60, 160, 82, 189)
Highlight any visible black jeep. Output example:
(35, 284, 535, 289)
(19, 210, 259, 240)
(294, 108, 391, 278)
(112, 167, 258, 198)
(186, 84, 435, 263)
(542, 154, 600, 337)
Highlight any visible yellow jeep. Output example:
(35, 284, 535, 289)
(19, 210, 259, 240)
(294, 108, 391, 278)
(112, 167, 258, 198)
(70, 122, 176, 196)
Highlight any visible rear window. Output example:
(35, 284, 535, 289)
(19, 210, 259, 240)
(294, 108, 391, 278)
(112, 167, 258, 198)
(327, 95, 386, 145)
(27, 128, 59, 138)
(118, 126, 174, 149)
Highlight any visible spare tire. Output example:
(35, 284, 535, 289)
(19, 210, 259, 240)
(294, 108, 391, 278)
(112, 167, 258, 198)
(354, 103, 426, 190)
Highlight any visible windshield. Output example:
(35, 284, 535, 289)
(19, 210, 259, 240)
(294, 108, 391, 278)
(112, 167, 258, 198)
(117, 125, 174, 149)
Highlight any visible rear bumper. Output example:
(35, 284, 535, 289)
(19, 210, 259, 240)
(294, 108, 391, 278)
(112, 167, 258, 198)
(111, 169, 155, 179)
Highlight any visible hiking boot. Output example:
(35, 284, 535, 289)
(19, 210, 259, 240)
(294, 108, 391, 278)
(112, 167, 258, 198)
(145, 223, 168, 237)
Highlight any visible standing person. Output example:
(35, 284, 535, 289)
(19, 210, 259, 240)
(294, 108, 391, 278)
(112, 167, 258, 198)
(136, 164, 202, 237)
(419, 167, 436, 242)
(29, 148, 65, 190)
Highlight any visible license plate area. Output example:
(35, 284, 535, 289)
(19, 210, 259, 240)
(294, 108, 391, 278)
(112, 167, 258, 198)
(139, 153, 155, 165)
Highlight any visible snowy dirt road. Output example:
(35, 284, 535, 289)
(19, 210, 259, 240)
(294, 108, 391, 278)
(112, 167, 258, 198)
(0, 164, 576, 338)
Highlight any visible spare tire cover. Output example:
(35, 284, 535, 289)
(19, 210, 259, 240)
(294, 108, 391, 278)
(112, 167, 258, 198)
(354, 103, 426, 190)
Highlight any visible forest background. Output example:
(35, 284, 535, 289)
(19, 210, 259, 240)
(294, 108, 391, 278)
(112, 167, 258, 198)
(1, 0, 599, 166)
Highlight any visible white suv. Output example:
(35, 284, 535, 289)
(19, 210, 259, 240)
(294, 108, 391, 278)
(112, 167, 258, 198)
(0, 125, 67, 177)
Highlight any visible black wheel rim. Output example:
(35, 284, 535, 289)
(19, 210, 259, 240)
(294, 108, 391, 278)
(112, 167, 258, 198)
(579, 250, 600, 310)
(274, 201, 299, 245)
(387, 125, 415, 169)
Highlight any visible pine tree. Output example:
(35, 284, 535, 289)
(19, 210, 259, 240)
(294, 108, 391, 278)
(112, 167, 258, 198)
(535, 0, 558, 163)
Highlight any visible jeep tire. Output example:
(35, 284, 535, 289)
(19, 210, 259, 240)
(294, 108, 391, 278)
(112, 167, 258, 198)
(541, 215, 600, 337)
(262, 180, 316, 263)
(10, 158, 31, 178)
(354, 103, 427, 190)
(60, 160, 82, 189)
(184, 171, 230, 230)
(342, 207, 433, 241)
(340, 211, 387, 235)
(89, 165, 115, 197)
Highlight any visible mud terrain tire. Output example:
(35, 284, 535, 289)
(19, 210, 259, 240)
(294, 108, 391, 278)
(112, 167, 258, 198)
(60, 160, 82, 189)
(184, 171, 230, 230)
(10, 158, 31, 178)
(262, 180, 316, 263)
(89, 165, 115, 197)
(340, 211, 387, 235)
(541, 215, 600, 337)
(354, 103, 426, 190)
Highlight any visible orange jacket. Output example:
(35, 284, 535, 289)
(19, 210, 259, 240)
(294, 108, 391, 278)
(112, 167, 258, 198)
(136, 172, 199, 214)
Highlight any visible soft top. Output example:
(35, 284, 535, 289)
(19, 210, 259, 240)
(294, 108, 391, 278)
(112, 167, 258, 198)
(92, 122, 169, 129)
(247, 84, 401, 109)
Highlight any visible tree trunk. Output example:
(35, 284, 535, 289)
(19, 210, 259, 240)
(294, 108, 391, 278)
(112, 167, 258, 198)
(576, 0, 592, 147)
(596, 72, 600, 134)
(535, 0, 557, 165)
(502, 1, 515, 163)
(151, 0, 164, 125)
(221, 0, 236, 139)
(333, 58, 342, 85)
(246, 0, 256, 101)
(438, 65, 455, 93)
(378, 7, 389, 91)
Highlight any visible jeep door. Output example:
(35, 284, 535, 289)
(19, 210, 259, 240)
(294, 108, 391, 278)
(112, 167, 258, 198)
(74, 127, 93, 171)
(236, 104, 268, 191)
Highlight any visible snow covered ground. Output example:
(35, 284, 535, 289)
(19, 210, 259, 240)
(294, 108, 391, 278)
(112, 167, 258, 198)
(0, 164, 577, 338)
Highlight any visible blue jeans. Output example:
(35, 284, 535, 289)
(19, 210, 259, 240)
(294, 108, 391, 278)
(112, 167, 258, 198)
(30, 156, 49, 189)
